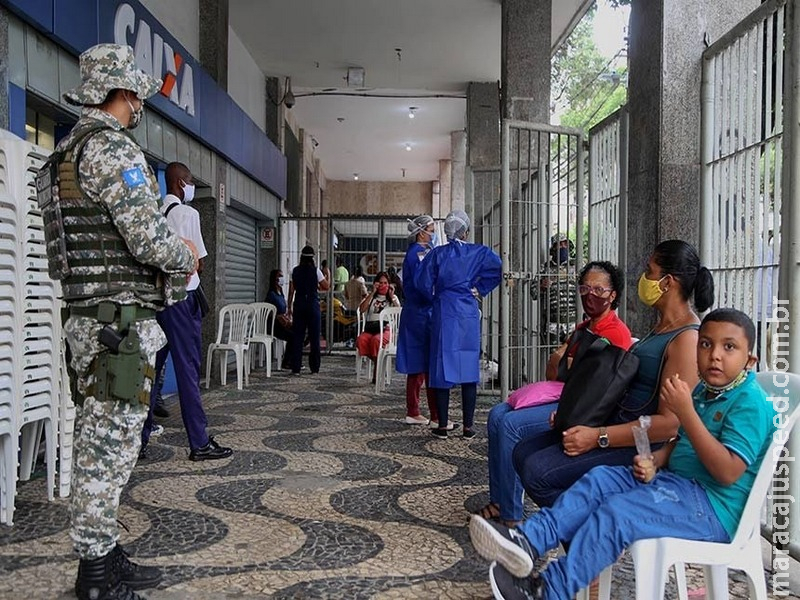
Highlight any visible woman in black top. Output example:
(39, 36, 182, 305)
(266, 268, 293, 370)
(287, 246, 330, 374)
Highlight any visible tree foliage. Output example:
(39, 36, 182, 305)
(551, 6, 628, 131)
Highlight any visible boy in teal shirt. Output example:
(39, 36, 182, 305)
(470, 308, 779, 600)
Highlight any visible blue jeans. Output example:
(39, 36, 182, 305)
(487, 403, 555, 521)
(513, 437, 639, 508)
(518, 466, 730, 600)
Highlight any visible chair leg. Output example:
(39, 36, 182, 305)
(205, 348, 213, 388)
(597, 564, 612, 600)
(45, 416, 55, 501)
(235, 350, 243, 390)
(221, 351, 228, 386)
(265, 344, 272, 378)
(673, 562, 688, 600)
(704, 565, 730, 600)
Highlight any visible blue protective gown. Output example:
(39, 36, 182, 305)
(417, 239, 502, 388)
(396, 241, 433, 375)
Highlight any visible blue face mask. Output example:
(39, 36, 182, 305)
(558, 247, 569, 264)
(429, 232, 438, 247)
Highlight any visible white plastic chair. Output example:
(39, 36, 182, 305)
(248, 302, 276, 377)
(205, 303, 253, 390)
(374, 306, 402, 393)
(589, 371, 800, 600)
(355, 306, 372, 382)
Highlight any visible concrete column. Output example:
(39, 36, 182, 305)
(450, 130, 466, 213)
(626, 0, 760, 333)
(467, 82, 501, 170)
(438, 159, 452, 218)
(0, 8, 9, 132)
(199, 0, 229, 88)
(501, 0, 551, 122)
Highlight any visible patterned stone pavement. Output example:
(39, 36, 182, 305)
(0, 355, 797, 599)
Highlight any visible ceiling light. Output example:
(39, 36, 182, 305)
(353, 173, 359, 181)
(346, 67, 365, 88)
(408, 107, 417, 119)
(405, 143, 412, 152)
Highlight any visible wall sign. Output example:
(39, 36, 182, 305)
(260, 227, 275, 249)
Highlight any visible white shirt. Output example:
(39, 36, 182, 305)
(161, 193, 207, 291)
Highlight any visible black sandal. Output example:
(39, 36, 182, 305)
(476, 502, 501, 520)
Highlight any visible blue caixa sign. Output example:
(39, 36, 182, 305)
(2, 0, 286, 200)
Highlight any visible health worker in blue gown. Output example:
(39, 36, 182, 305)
(417, 210, 502, 440)
(396, 215, 440, 427)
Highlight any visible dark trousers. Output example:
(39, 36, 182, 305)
(512, 433, 638, 508)
(291, 302, 321, 373)
(433, 383, 477, 429)
(142, 290, 209, 450)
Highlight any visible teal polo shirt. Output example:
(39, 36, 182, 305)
(668, 371, 777, 538)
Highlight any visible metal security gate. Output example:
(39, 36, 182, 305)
(224, 208, 258, 304)
(701, 0, 800, 566)
(497, 121, 586, 399)
(588, 107, 628, 322)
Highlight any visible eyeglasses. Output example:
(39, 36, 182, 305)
(578, 285, 613, 297)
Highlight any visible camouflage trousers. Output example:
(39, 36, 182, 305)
(64, 315, 165, 559)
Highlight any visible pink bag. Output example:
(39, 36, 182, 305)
(506, 380, 564, 410)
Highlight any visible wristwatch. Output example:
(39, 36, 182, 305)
(597, 427, 610, 449)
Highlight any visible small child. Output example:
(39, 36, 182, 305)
(469, 308, 778, 600)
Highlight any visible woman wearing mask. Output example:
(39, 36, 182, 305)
(266, 269, 293, 370)
(512, 240, 714, 509)
(479, 261, 631, 526)
(417, 210, 502, 440)
(287, 245, 329, 374)
(396, 215, 440, 426)
(356, 271, 401, 384)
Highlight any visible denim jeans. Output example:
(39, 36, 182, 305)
(517, 466, 730, 600)
(513, 437, 639, 508)
(487, 403, 555, 521)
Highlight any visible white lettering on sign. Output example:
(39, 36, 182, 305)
(114, 3, 196, 116)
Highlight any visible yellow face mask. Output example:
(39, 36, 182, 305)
(637, 272, 667, 306)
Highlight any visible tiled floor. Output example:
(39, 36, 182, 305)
(0, 355, 797, 599)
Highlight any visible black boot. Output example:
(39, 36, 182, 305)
(110, 544, 162, 590)
(75, 552, 143, 600)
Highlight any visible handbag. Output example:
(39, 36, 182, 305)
(363, 320, 382, 335)
(195, 282, 210, 318)
(507, 380, 565, 410)
(553, 328, 640, 432)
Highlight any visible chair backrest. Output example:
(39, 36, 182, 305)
(215, 303, 254, 344)
(356, 306, 365, 336)
(378, 306, 403, 351)
(733, 371, 800, 545)
(250, 302, 277, 337)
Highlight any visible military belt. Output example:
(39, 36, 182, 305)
(68, 302, 156, 323)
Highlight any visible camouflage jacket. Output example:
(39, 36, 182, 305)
(531, 259, 578, 323)
(57, 108, 195, 308)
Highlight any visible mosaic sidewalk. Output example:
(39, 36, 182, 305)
(0, 355, 796, 599)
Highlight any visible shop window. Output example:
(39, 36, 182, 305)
(25, 106, 56, 150)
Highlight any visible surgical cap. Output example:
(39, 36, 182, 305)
(444, 210, 470, 240)
(407, 214, 434, 237)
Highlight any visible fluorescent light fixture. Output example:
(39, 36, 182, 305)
(353, 173, 359, 181)
(405, 143, 412, 152)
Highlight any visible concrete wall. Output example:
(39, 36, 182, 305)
(324, 181, 433, 216)
(227, 26, 266, 132)
(139, 0, 199, 58)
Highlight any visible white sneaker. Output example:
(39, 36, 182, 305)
(404, 415, 429, 425)
(151, 424, 165, 437)
(429, 421, 459, 431)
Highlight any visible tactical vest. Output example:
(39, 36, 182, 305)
(36, 124, 164, 304)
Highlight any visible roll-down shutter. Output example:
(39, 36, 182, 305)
(224, 208, 257, 304)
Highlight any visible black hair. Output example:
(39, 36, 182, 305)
(268, 268, 282, 293)
(321, 259, 328, 269)
(373, 270, 395, 301)
(354, 266, 364, 277)
(701, 308, 756, 352)
(652, 240, 714, 312)
(579, 261, 624, 309)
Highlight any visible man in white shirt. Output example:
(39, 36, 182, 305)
(140, 162, 233, 461)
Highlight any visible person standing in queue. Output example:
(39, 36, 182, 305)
(417, 210, 502, 439)
(139, 162, 233, 462)
(396, 215, 440, 427)
(37, 44, 198, 600)
(287, 245, 329, 374)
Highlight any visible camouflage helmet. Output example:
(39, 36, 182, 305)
(64, 44, 162, 106)
(550, 232, 569, 247)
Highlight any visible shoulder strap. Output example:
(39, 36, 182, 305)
(164, 201, 180, 217)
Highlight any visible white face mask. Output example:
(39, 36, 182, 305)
(278, 277, 285, 286)
(124, 94, 143, 129)
(181, 180, 196, 203)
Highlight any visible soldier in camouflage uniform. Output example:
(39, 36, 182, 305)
(36, 44, 197, 600)
(531, 233, 578, 351)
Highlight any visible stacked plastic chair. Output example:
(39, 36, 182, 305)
(0, 133, 66, 525)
